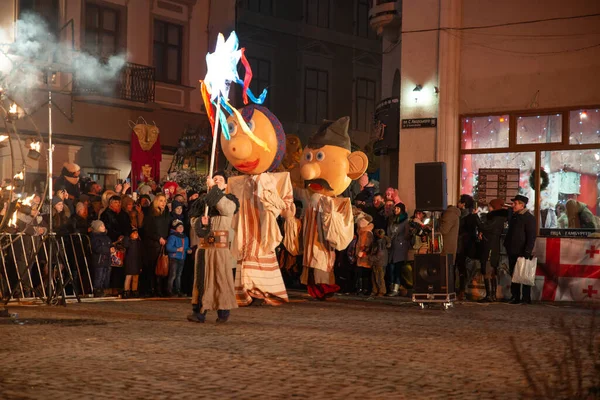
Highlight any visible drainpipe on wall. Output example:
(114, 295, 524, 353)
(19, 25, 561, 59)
(434, 0, 441, 162)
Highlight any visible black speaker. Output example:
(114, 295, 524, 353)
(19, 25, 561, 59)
(415, 162, 447, 211)
(413, 254, 455, 294)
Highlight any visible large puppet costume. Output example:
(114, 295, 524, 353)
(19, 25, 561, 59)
(296, 117, 368, 299)
(222, 105, 294, 306)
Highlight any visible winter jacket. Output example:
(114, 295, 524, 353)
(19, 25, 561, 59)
(90, 232, 112, 269)
(370, 236, 391, 268)
(100, 208, 132, 242)
(504, 208, 536, 257)
(71, 214, 90, 234)
(365, 205, 387, 231)
(440, 206, 461, 256)
(458, 212, 481, 259)
(142, 207, 171, 246)
(166, 230, 190, 260)
(478, 208, 508, 268)
(387, 213, 409, 263)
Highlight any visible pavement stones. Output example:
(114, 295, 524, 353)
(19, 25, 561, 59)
(0, 293, 596, 399)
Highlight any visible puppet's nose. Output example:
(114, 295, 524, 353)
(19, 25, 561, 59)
(300, 163, 320, 180)
(228, 136, 252, 160)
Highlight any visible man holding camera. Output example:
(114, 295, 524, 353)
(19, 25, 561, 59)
(504, 194, 536, 304)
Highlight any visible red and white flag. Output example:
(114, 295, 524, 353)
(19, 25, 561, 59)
(534, 238, 600, 302)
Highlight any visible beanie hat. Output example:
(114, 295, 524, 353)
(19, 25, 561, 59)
(52, 196, 63, 207)
(171, 200, 183, 212)
(91, 220, 105, 233)
(172, 219, 184, 229)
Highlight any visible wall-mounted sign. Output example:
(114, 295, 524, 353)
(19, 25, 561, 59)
(401, 118, 437, 129)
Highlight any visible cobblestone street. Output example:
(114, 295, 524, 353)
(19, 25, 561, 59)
(0, 293, 596, 399)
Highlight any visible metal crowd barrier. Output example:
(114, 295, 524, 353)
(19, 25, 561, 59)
(0, 233, 94, 303)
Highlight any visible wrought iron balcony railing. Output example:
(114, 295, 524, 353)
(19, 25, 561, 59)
(74, 61, 155, 103)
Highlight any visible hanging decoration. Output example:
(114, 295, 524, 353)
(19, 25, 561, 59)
(529, 169, 550, 192)
(129, 117, 162, 190)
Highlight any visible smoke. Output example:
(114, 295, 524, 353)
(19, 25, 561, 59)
(0, 12, 126, 96)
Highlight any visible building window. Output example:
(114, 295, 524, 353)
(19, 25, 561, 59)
(306, 0, 330, 28)
(356, 0, 377, 39)
(84, 3, 120, 57)
(459, 107, 600, 237)
(153, 20, 183, 84)
(18, 0, 59, 36)
(304, 68, 328, 124)
(247, 57, 271, 108)
(247, 0, 273, 15)
(354, 78, 376, 132)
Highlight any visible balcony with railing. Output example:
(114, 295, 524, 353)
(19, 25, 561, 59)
(74, 61, 155, 103)
(369, 0, 401, 40)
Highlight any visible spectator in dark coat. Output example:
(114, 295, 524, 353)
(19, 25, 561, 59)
(90, 220, 114, 297)
(71, 202, 91, 234)
(100, 195, 132, 242)
(386, 202, 410, 296)
(455, 194, 480, 301)
(477, 198, 508, 302)
(365, 193, 387, 231)
(504, 195, 536, 304)
(141, 193, 171, 296)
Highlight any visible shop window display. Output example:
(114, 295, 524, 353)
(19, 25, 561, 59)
(570, 109, 600, 145)
(516, 114, 562, 145)
(461, 115, 509, 150)
(539, 149, 600, 234)
(460, 151, 535, 214)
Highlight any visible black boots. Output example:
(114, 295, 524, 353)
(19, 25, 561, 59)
(478, 279, 492, 303)
(187, 310, 207, 323)
(216, 310, 230, 323)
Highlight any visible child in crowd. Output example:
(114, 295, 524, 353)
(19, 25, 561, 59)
(166, 219, 191, 296)
(90, 220, 114, 297)
(370, 229, 390, 296)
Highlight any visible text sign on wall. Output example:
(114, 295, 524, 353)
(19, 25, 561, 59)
(477, 168, 520, 205)
(401, 118, 437, 129)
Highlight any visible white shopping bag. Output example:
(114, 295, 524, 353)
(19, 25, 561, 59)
(512, 257, 537, 286)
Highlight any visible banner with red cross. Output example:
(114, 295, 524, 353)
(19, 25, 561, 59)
(534, 238, 600, 301)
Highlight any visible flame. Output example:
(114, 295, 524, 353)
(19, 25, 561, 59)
(22, 194, 35, 206)
(9, 103, 17, 114)
(13, 172, 23, 180)
(8, 210, 17, 228)
(30, 141, 41, 151)
(0, 135, 8, 142)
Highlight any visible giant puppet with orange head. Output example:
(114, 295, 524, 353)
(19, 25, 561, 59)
(296, 116, 368, 299)
(222, 104, 295, 307)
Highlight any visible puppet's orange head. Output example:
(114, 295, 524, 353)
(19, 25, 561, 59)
(222, 105, 286, 175)
(300, 117, 368, 197)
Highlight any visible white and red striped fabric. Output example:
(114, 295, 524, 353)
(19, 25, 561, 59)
(534, 238, 600, 302)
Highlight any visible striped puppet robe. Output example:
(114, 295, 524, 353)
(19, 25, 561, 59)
(228, 172, 295, 306)
(297, 190, 354, 296)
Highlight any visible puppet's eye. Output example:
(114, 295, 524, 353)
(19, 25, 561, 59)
(316, 151, 325, 161)
(305, 152, 313, 161)
(248, 120, 255, 132)
(227, 121, 237, 136)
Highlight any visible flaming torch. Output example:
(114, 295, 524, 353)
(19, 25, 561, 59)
(28, 141, 41, 160)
